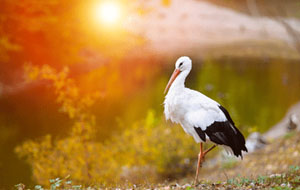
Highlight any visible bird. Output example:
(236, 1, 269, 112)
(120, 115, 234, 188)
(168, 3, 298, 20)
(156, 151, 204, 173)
(163, 56, 248, 183)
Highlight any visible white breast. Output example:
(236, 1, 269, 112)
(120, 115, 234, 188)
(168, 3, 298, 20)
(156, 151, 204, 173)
(164, 90, 184, 123)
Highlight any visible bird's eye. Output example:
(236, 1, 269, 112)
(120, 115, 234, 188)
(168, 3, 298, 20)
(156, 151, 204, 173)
(179, 62, 183, 67)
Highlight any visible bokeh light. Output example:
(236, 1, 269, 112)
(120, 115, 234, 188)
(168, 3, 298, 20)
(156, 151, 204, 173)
(94, 1, 121, 25)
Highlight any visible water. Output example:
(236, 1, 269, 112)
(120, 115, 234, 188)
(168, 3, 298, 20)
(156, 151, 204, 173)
(133, 57, 300, 135)
(165, 57, 300, 135)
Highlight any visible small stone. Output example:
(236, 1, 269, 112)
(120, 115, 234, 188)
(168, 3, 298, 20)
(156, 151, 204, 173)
(280, 183, 286, 187)
(201, 184, 207, 187)
(182, 183, 191, 188)
(270, 174, 281, 178)
(293, 151, 299, 157)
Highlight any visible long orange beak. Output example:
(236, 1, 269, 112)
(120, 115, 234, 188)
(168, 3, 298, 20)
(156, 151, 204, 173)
(164, 69, 181, 94)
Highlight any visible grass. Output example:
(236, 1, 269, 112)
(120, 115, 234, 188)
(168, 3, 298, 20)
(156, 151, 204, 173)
(14, 165, 300, 189)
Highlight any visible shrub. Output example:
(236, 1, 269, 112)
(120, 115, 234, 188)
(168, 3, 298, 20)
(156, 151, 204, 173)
(16, 65, 199, 186)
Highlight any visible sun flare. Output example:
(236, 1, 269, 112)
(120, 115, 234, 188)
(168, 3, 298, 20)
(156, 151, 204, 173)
(94, 1, 121, 25)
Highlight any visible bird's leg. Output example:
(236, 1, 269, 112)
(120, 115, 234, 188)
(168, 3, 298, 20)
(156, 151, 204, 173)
(194, 144, 217, 185)
(194, 142, 203, 184)
(202, 145, 217, 162)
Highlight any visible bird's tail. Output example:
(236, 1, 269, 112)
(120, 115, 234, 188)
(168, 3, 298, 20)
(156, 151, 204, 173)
(231, 125, 248, 159)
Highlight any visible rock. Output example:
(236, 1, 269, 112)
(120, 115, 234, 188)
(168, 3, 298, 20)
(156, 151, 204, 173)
(246, 132, 268, 153)
(264, 102, 300, 139)
(287, 114, 299, 131)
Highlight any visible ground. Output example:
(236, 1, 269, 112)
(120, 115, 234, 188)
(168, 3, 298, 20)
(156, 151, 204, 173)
(16, 131, 300, 189)
(171, 131, 300, 189)
(200, 131, 300, 182)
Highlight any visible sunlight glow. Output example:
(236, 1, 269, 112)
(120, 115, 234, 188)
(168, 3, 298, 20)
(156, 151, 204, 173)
(94, 2, 121, 25)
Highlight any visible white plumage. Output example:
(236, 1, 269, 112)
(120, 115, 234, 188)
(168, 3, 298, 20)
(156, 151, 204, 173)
(165, 87, 227, 143)
(163, 56, 247, 183)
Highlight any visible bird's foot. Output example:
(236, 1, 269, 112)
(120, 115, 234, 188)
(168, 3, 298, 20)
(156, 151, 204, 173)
(193, 178, 199, 186)
(193, 178, 203, 186)
(194, 154, 205, 185)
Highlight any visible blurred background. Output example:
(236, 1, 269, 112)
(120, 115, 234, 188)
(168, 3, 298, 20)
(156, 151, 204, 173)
(0, 0, 300, 188)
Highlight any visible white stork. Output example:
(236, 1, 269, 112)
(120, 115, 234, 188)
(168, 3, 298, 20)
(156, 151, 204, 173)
(164, 56, 248, 183)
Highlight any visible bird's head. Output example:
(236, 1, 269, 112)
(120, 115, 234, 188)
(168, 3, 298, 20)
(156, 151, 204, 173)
(164, 56, 192, 94)
(175, 56, 192, 72)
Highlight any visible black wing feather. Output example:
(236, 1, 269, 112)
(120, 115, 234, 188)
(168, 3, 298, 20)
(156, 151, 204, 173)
(194, 127, 206, 142)
(205, 121, 247, 158)
(194, 105, 248, 158)
(218, 105, 235, 125)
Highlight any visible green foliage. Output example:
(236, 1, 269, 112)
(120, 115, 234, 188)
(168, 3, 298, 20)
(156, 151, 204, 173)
(15, 65, 199, 186)
(23, 64, 101, 121)
(288, 165, 300, 173)
(101, 109, 198, 183)
(17, 176, 82, 190)
(16, 65, 102, 185)
(284, 132, 296, 139)
(224, 166, 300, 189)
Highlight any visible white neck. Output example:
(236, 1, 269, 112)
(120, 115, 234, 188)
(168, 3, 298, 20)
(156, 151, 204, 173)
(168, 70, 190, 94)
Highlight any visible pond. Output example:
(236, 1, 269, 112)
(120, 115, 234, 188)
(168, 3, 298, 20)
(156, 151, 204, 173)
(147, 57, 300, 136)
